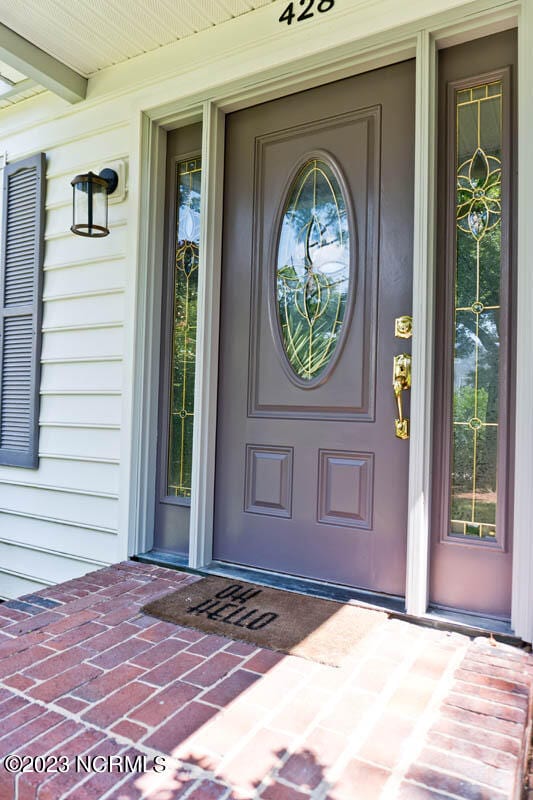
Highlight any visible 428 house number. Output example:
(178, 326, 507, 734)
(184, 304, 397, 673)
(279, 0, 335, 26)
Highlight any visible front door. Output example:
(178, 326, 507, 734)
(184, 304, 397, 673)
(214, 61, 415, 595)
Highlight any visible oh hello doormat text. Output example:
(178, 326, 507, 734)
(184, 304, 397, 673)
(187, 583, 279, 630)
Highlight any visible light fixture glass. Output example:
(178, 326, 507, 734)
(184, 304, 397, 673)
(71, 169, 118, 237)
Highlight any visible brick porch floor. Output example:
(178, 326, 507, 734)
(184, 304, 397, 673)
(0, 561, 532, 800)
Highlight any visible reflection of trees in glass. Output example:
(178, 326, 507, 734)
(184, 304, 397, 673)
(167, 160, 201, 499)
(277, 161, 351, 380)
(278, 264, 348, 379)
(453, 225, 501, 500)
(450, 85, 502, 537)
(456, 225, 501, 309)
(453, 388, 490, 483)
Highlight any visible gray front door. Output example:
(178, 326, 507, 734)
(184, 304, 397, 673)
(214, 61, 415, 595)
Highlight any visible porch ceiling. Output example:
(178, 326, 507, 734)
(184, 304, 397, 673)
(0, 0, 276, 78)
(0, 57, 43, 109)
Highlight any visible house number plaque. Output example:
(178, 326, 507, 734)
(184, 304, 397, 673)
(279, 0, 335, 26)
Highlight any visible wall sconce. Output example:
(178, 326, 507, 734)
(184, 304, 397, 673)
(70, 168, 119, 238)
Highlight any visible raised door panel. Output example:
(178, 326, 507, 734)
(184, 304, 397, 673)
(249, 109, 379, 420)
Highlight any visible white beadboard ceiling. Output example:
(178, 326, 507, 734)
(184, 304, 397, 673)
(1, 0, 277, 78)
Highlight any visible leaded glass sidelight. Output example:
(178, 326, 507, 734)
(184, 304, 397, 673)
(167, 158, 201, 499)
(450, 81, 503, 540)
(276, 158, 351, 381)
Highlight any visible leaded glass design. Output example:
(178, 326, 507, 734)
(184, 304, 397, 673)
(276, 159, 351, 381)
(450, 82, 502, 540)
(167, 158, 201, 499)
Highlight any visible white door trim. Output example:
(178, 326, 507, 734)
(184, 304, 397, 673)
(189, 102, 225, 569)
(131, 0, 531, 637)
(511, 0, 533, 642)
(405, 30, 437, 617)
(127, 113, 167, 558)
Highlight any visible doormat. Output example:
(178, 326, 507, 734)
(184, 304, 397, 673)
(142, 575, 388, 667)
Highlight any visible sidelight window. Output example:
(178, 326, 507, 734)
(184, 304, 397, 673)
(166, 157, 201, 499)
(450, 80, 505, 540)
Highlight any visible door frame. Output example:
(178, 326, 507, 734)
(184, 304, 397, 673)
(129, 0, 533, 639)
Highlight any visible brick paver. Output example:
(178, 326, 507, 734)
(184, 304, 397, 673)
(0, 560, 530, 800)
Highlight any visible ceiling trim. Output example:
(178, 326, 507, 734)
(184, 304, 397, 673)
(0, 78, 37, 101)
(0, 23, 87, 103)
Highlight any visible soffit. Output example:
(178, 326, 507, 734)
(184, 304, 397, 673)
(0, 57, 44, 110)
(0, 0, 276, 78)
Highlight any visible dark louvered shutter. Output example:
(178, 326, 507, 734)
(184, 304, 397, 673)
(0, 153, 45, 468)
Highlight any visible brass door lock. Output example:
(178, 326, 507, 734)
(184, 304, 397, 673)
(395, 315, 413, 339)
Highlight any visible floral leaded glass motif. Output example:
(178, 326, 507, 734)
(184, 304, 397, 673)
(167, 158, 201, 499)
(450, 82, 502, 540)
(276, 159, 351, 381)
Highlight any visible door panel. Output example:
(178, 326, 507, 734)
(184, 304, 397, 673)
(430, 30, 516, 618)
(214, 62, 415, 594)
(249, 108, 379, 421)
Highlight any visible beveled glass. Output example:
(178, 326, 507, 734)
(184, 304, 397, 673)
(276, 159, 351, 381)
(166, 158, 201, 499)
(450, 80, 502, 541)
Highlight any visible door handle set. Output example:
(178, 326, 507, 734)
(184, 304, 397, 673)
(393, 353, 411, 440)
(393, 316, 412, 440)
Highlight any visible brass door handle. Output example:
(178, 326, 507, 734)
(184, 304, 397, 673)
(393, 353, 411, 440)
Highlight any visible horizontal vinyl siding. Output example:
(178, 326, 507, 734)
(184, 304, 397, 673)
(0, 540, 108, 590)
(39, 420, 121, 460)
(39, 394, 122, 427)
(0, 107, 131, 598)
(43, 258, 126, 296)
(45, 220, 127, 266)
(0, 483, 119, 529)
(41, 328, 123, 361)
(0, 571, 50, 601)
(0, 515, 121, 562)
(40, 361, 123, 393)
(0, 456, 119, 495)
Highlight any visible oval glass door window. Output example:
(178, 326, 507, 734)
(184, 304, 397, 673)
(276, 158, 352, 382)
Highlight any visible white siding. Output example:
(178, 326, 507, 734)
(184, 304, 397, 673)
(0, 457, 119, 494)
(0, 103, 131, 597)
(40, 359, 122, 393)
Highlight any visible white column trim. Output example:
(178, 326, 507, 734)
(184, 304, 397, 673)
(511, 0, 533, 641)
(126, 113, 167, 556)
(405, 30, 437, 616)
(188, 101, 225, 568)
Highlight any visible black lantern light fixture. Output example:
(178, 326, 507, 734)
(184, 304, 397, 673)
(70, 168, 119, 237)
